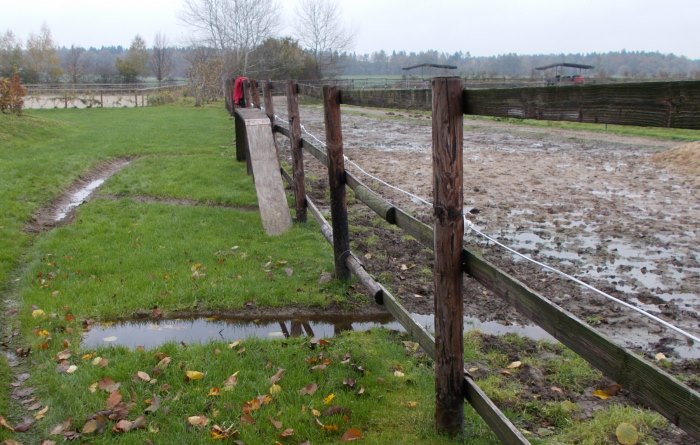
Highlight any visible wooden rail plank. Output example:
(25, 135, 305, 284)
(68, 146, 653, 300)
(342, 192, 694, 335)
(464, 80, 700, 129)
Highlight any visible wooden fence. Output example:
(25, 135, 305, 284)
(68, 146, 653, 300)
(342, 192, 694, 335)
(22, 82, 186, 109)
(230, 78, 700, 443)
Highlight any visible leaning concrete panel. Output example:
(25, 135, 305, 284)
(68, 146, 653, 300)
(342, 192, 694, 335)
(236, 108, 292, 235)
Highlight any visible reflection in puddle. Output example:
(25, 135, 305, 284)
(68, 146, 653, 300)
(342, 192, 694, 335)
(55, 179, 106, 221)
(82, 314, 554, 349)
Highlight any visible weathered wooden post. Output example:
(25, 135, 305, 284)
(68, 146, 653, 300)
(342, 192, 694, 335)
(250, 79, 261, 109)
(243, 79, 253, 108)
(262, 81, 274, 122)
(432, 77, 464, 436)
(323, 86, 350, 280)
(287, 80, 308, 223)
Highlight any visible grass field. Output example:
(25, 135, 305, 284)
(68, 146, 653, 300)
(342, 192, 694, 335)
(0, 100, 673, 444)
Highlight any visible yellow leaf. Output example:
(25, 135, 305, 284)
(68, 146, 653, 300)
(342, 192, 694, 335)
(66, 365, 78, 374)
(32, 309, 46, 318)
(36, 329, 50, 337)
(592, 389, 610, 400)
(393, 370, 405, 378)
(615, 422, 639, 445)
(228, 340, 241, 349)
(186, 370, 205, 381)
(270, 384, 282, 395)
(311, 409, 321, 417)
(88, 382, 98, 393)
(35, 405, 49, 420)
(323, 393, 336, 405)
(187, 415, 209, 427)
(82, 353, 94, 360)
(0, 415, 15, 432)
(406, 401, 418, 409)
(506, 361, 522, 369)
(208, 387, 221, 397)
(655, 353, 667, 361)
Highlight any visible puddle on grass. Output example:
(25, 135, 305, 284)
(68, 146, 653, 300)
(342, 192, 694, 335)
(55, 178, 107, 220)
(82, 314, 554, 349)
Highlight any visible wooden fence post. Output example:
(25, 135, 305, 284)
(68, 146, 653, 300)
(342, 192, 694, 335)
(262, 80, 281, 161)
(323, 86, 350, 280)
(243, 79, 253, 108)
(251, 79, 261, 109)
(287, 81, 308, 223)
(432, 77, 464, 436)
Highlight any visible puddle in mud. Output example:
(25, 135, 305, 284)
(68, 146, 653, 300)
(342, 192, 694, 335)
(28, 158, 132, 231)
(55, 178, 106, 220)
(82, 314, 554, 349)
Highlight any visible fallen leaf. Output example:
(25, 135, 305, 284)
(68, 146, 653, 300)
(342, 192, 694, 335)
(299, 383, 318, 396)
(269, 417, 283, 429)
(131, 415, 146, 430)
(240, 413, 255, 425)
(187, 415, 209, 427)
(357, 386, 365, 395)
(311, 364, 327, 371)
(144, 394, 161, 413)
(55, 350, 71, 361)
(343, 378, 356, 388)
(106, 391, 123, 409)
(316, 418, 339, 432)
(323, 393, 336, 405)
(66, 365, 78, 374)
(604, 383, 622, 396)
(506, 361, 522, 369)
(49, 418, 71, 435)
(186, 370, 205, 381)
(592, 389, 610, 400)
(14, 417, 34, 432)
(615, 422, 639, 445)
(137, 371, 151, 382)
(270, 368, 285, 385)
(0, 415, 15, 432)
(113, 419, 132, 433)
(223, 372, 239, 390)
(81, 416, 106, 434)
(32, 309, 46, 318)
(341, 427, 362, 441)
(270, 384, 282, 395)
(393, 370, 405, 378)
(406, 401, 418, 408)
(228, 340, 241, 349)
(324, 406, 352, 417)
(35, 329, 50, 337)
(279, 428, 294, 438)
(208, 387, 221, 397)
(35, 405, 50, 420)
(98, 377, 120, 392)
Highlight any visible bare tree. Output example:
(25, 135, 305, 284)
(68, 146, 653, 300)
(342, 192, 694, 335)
(179, 0, 280, 74)
(185, 46, 224, 106)
(295, 0, 354, 78)
(150, 33, 172, 85)
(63, 45, 85, 84)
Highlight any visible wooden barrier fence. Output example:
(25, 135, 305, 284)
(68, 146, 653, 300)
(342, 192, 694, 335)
(230, 77, 700, 443)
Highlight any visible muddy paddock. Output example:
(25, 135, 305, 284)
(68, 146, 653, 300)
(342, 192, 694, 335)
(272, 97, 700, 365)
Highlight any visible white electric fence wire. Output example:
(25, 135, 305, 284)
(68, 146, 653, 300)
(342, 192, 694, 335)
(271, 113, 700, 345)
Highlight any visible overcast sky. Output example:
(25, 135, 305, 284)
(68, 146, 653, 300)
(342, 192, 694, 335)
(3, 0, 700, 59)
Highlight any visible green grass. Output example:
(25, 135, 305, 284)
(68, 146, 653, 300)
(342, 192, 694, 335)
(0, 355, 9, 442)
(100, 154, 258, 207)
(17, 329, 501, 445)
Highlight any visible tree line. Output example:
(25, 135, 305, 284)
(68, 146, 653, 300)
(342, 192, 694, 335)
(2, 0, 699, 103)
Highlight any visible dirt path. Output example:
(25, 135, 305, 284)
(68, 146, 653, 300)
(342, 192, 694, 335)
(274, 98, 700, 365)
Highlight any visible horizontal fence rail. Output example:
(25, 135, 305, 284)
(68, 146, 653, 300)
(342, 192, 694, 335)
(333, 80, 700, 129)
